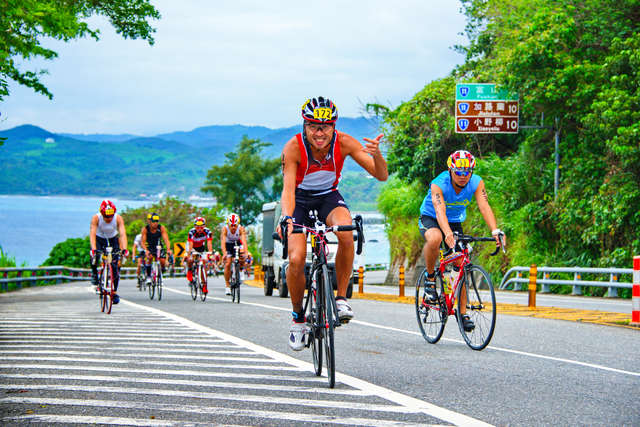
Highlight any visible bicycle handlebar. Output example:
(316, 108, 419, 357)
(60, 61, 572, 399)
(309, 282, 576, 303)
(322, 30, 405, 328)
(444, 233, 506, 257)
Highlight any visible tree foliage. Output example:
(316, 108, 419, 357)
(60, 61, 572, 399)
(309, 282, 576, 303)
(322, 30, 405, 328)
(378, 0, 640, 292)
(201, 136, 282, 224)
(0, 0, 161, 100)
(43, 237, 90, 268)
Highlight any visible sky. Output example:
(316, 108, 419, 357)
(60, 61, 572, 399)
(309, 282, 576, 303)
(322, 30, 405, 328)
(0, 1, 468, 136)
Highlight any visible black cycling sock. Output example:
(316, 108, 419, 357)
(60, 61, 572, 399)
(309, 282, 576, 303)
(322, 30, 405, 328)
(426, 271, 436, 280)
(292, 310, 305, 323)
(335, 296, 347, 302)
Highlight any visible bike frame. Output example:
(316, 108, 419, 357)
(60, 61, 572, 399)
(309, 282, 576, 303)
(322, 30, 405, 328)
(437, 249, 470, 315)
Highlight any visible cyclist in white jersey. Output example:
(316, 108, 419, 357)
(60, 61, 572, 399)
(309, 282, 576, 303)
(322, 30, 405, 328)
(221, 213, 248, 295)
(89, 200, 128, 303)
(132, 233, 146, 287)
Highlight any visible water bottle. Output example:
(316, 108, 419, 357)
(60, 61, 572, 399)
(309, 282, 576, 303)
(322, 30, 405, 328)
(443, 264, 453, 294)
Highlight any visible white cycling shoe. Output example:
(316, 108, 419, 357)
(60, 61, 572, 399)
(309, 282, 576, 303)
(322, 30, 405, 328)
(225, 287, 231, 296)
(336, 299, 354, 323)
(288, 321, 309, 351)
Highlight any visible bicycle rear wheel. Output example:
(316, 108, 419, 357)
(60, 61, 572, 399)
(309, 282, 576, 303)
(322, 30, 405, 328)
(321, 264, 335, 388)
(415, 268, 447, 344)
(456, 265, 496, 350)
(200, 265, 207, 302)
(305, 271, 322, 376)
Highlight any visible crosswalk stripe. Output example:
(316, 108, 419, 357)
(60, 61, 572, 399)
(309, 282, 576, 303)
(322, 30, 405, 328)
(1, 399, 441, 427)
(0, 339, 239, 349)
(0, 334, 226, 342)
(0, 345, 255, 355)
(0, 364, 319, 382)
(0, 350, 272, 362)
(0, 386, 415, 414)
(2, 373, 368, 396)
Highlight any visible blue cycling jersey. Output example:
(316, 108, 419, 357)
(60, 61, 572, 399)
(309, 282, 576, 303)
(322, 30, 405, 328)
(420, 171, 481, 223)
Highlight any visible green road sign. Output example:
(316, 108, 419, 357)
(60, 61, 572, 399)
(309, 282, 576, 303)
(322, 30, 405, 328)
(456, 83, 518, 101)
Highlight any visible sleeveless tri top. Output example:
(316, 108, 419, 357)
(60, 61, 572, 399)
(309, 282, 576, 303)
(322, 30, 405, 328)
(145, 224, 163, 249)
(225, 225, 241, 242)
(295, 132, 344, 196)
(96, 213, 119, 239)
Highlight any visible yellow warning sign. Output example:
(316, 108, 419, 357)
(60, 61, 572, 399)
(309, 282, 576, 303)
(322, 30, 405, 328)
(174, 242, 185, 258)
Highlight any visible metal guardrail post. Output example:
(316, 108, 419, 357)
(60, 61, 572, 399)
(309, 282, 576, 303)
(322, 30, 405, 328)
(528, 264, 537, 308)
(632, 256, 640, 327)
(16, 271, 22, 290)
(358, 266, 364, 294)
(398, 265, 405, 297)
(2, 271, 7, 292)
(572, 272, 583, 295)
(514, 272, 522, 291)
(541, 272, 551, 293)
(608, 273, 618, 298)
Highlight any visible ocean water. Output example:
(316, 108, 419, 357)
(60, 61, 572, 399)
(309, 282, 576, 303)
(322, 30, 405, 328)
(0, 195, 149, 266)
(0, 195, 391, 267)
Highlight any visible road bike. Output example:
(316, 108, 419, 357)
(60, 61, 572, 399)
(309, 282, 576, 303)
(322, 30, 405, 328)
(148, 244, 163, 301)
(136, 251, 146, 291)
(229, 244, 242, 303)
(277, 211, 363, 388)
(96, 244, 121, 314)
(415, 232, 505, 350)
(189, 251, 210, 302)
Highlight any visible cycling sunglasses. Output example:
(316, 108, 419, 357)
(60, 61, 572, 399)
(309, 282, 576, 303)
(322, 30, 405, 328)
(452, 169, 472, 177)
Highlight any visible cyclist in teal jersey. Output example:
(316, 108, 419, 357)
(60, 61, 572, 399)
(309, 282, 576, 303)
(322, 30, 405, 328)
(418, 150, 506, 331)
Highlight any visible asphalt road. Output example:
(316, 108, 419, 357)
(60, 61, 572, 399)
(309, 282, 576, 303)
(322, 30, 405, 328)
(0, 277, 638, 426)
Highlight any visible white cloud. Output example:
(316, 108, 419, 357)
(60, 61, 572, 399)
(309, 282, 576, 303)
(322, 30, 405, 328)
(0, 0, 467, 134)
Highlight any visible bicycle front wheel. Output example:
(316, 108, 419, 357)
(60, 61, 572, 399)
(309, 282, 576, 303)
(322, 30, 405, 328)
(232, 262, 240, 304)
(456, 265, 496, 351)
(105, 264, 114, 314)
(200, 265, 207, 302)
(157, 268, 163, 301)
(321, 264, 335, 388)
(415, 268, 447, 344)
(305, 270, 322, 376)
(148, 266, 156, 300)
(191, 270, 198, 301)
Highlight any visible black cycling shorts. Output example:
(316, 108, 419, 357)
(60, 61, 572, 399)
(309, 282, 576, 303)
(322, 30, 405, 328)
(419, 215, 464, 243)
(293, 188, 349, 227)
(225, 241, 242, 256)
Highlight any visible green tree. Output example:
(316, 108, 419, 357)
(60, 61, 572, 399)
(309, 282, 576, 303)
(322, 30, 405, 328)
(201, 136, 282, 224)
(43, 237, 90, 268)
(0, 0, 161, 100)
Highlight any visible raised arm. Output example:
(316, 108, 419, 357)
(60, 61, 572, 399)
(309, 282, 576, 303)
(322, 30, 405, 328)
(341, 132, 388, 181)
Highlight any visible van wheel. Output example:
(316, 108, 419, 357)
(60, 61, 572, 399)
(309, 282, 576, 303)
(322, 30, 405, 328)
(278, 265, 289, 298)
(263, 267, 274, 296)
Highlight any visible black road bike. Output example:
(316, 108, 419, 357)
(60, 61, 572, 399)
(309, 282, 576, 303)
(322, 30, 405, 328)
(276, 212, 363, 388)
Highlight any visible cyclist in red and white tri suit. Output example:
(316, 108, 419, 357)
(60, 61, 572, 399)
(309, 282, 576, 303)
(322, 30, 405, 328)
(186, 216, 213, 294)
(221, 213, 248, 295)
(278, 96, 388, 351)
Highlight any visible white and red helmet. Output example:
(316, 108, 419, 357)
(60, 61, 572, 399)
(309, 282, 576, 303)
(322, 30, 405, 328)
(226, 213, 240, 226)
(447, 150, 476, 172)
(100, 200, 116, 217)
(194, 216, 206, 227)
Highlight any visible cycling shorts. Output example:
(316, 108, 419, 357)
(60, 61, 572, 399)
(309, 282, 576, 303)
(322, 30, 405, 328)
(225, 242, 243, 257)
(293, 188, 349, 227)
(419, 215, 464, 244)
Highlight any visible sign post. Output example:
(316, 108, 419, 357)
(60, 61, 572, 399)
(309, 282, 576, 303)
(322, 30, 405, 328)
(455, 83, 519, 134)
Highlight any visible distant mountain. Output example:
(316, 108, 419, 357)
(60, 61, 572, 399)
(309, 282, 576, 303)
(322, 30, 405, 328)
(0, 116, 382, 198)
(59, 132, 140, 143)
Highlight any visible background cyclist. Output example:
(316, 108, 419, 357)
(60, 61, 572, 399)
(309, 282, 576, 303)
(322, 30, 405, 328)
(221, 213, 248, 296)
(132, 232, 146, 288)
(278, 96, 388, 351)
(89, 200, 129, 303)
(186, 216, 213, 295)
(418, 150, 506, 331)
(141, 212, 172, 287)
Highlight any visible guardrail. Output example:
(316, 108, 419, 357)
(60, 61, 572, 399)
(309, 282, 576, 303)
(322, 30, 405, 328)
(499, 266, 634, 298)
(0, 265, 189, 292)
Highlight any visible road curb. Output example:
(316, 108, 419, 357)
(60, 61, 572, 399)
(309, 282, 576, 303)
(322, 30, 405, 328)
(245, 280, 638, 330)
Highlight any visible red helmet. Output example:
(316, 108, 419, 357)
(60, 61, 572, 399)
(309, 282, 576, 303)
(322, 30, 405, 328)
(194, 216, 206, 227)
(447, 150, 476, 173)
(100, 200, 116, 217)
(226, 213, 239, 226)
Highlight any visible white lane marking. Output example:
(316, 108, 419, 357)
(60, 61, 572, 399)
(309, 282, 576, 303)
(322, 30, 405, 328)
(1, 398, 445, 427)
(123, 295, 492, 427)
(1, 413, 211, 427)
(0, 383, 413, 413)
(0, 345, 254, 355)
(0, 350, 270, 361)
(0, 363, 324, 383)
(0, 356, 299, 370)
(0, 334, 225, 342)
(0, 339, 239, 349)
(2, 373, 369, 396)
(0, 331, 212, 338)
(198, 287, 640, 378)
